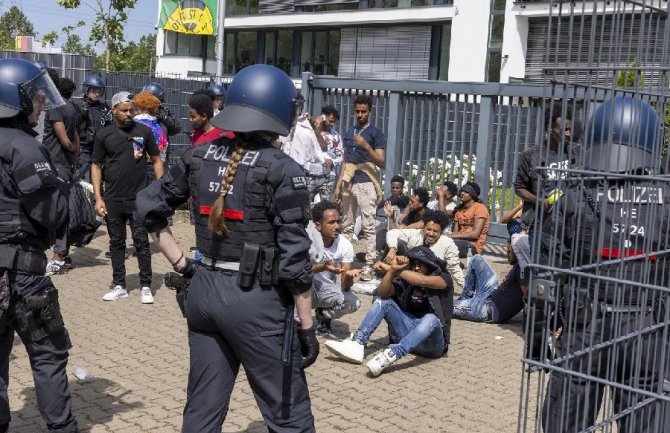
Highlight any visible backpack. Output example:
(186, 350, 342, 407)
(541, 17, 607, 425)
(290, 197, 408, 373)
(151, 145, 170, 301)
(67, 163, 101, 246)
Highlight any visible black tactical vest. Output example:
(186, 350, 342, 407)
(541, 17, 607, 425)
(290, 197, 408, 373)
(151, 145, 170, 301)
(73, 98, 111, 147)
(565, 180, 670, 304)
(187, 141, 279, 261)
(0, 128, 53, 250)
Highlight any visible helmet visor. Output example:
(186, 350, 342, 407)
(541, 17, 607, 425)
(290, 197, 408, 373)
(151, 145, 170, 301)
(22, 70, 65, 113)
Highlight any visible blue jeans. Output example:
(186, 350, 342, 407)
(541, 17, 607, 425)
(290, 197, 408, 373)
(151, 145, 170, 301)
(353, 298, 444, 359)
(453, 255, 499, 322)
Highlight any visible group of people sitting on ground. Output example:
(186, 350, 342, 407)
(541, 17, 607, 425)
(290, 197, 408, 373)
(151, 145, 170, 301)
(278, 97, 531, 376)
(305, 188, 531, 375)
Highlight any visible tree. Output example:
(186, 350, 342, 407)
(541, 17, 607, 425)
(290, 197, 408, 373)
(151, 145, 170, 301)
(0, 6, 37, 50)
(62, 34, 96, 57)
(95, 33, 156, 73)
(56, 0, 138, 71)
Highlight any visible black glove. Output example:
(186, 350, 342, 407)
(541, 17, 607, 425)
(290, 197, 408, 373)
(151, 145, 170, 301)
(297, 325, 320, 369)
(178, 257, 198, 279)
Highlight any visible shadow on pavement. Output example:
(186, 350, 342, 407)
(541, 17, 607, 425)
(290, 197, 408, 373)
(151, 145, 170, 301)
(228, 420, 267, 432)
(125, 272, 166, 294)
(13, 377, 144, 432)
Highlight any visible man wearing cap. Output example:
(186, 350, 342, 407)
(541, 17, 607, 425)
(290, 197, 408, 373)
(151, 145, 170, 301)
(449, 181, 490, 256)
(91, 91, 164, 304)
(325, 245, 453, 376)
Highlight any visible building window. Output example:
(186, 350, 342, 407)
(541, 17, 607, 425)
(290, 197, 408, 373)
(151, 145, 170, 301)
(438, 23, 451, 80)
(164, 31, 204, 57)
(300, 30, 340, 75)
(237, 32, 258, 71)
(486, 1, 505, 82)
(227, 0, 259, 16)
(223, 32, 259, 74)
(263, 30, 293, 75)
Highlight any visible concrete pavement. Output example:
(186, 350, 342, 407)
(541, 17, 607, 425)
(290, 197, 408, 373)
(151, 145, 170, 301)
(6, 222, 537, 432)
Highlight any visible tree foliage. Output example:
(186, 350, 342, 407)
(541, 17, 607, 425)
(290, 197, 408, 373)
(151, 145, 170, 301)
(0, 6, 37, 50)
(63, 34, 96, 57)
(56, 0, 138, 71)
(94, 33, 157, 73)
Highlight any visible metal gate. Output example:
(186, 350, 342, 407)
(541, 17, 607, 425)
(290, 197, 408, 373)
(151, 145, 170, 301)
(517, 1, 670, 432)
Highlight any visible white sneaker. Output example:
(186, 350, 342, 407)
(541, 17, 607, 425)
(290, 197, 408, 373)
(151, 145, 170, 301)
(102, 285, 128, 301)
(351, 282, 377, 295)
(140, 286, 154, 304)
(325, 337, 365, 364)
(45, 260, 65, 276)
(359, 265, 374, 282)
(366, 348, 398, 377)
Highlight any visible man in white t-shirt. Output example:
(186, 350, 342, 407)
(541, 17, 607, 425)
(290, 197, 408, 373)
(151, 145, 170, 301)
(309, 200, 362, 336)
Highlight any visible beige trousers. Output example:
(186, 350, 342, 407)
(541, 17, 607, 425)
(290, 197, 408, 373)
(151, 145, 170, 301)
(342, 181, 378, 265)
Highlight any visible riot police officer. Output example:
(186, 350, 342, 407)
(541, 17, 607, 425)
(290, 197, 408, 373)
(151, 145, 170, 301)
(73, 74, 111, 180)
(0, 58, 78, 432)
(536, 95, 670, 432)
(208, 83, 226, 115)
(136, 64, 318, 432)
(142, 82, 182, 137)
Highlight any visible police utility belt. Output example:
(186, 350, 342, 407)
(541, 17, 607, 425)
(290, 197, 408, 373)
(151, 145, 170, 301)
(0, 244, 47, 275)
(201, 242, 279, 289)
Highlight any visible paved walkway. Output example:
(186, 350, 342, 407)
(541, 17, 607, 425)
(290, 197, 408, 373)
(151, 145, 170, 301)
(6, 222, 537, 432)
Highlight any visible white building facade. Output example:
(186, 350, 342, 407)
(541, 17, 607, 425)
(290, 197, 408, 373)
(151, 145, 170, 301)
(155, 0, 666, 83)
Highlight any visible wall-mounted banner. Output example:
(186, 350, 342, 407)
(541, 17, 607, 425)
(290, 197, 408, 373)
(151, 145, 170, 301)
(158, 0, 218, 35)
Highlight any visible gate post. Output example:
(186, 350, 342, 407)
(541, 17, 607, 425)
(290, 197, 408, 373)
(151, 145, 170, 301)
(385, 91, 404, 197)
(475, 96, 494, 209)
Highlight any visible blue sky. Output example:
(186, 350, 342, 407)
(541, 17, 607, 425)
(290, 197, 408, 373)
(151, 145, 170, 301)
(12, 0, 159, 51)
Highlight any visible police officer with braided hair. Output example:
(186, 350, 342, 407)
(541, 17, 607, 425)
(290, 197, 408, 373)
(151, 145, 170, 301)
(73, 74, 110, 180)
(536, 95, 670, 433)
(136, 64, 318, 432)
(0, 58, 78, 432)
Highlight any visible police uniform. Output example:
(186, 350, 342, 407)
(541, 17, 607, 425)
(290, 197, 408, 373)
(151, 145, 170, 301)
(137, 136, 315, 432)
(0, 125, 78, 431)
(537, 96, 670, 433)
(73, 92, 110, 178)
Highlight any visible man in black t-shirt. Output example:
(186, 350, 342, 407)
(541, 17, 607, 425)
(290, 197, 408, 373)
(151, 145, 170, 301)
(325, 246, 453, 376)
(92, 91, 164, 304)
(44, 77, 81, 275)
(514, 102, 581, 232)
(453, 233, 530, 323)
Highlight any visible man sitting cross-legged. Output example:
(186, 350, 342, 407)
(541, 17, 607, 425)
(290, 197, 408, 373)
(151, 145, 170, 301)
(309, 200, 362, 336)
(325, 246, 453, 376)
(453, 233, 530, 323)
(384, 209, 465, 290)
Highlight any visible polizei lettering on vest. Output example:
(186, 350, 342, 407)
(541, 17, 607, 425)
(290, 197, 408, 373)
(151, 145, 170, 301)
(203, 144, 261, 167)
(595, 186, 664, 204)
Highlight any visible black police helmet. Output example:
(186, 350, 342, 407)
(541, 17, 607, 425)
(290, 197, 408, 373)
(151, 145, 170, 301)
(83, 74, 106, 94)
(211, 64, 299, 136)
(0, 58, 64, 119)
(587, 95, 660, 172)
(142, 82, 165, 102)
(208, 83, 226, 97)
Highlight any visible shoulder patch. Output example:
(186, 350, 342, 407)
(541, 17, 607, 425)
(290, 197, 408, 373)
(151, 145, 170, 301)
(291, 176, 307, 189)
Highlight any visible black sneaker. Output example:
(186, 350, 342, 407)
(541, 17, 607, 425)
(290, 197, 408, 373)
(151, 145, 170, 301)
(315, 309, 334, 337)
(62, 255, 74, 270)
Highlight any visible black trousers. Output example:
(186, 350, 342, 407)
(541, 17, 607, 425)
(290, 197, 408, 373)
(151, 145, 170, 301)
(542, 308, 667, 433)
(105, 199, 152, 288)
(182, 267, 315, 433)
(453, 239, 477, 259)
(0, 271, 78, 433)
